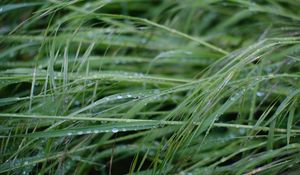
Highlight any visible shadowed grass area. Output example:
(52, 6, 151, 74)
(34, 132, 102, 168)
(0, 0, 300, 174)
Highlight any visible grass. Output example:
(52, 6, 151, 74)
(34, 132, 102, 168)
(0, 0, 300, 174)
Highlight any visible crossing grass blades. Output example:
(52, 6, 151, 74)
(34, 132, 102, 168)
(0, 0, 300, 174)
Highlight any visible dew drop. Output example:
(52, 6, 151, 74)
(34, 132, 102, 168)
(94, 130, 99, 134)
(256, 91, 265, 97)
(127, 94, 132, 98)
(112, 128, 119, 133)
(77, 131, 83, 135)
(67, 132, 72, 136)
(239, 128, 246, 135)
(117, 95, 122, 99)
(74, 100, 81, 106)
(86, 130, 92, 134)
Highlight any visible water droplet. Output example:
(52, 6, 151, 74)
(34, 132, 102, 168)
(74, 100, 81, 106)
(116, 95, 122, 99)
(77, 131, 83, 135)
(133, 73, 143, 78)
(256, 91, 265, 97)
(127, 94, 132, 98)
(24, 161, 29, 165)
(112, 128, 119, 133)
(86, 130, 91, 134)
(94, 130, 99, 134)
(67, 132, 72, 136)
(239, 128, 246, 135)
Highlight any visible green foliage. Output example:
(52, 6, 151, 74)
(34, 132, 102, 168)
(0, 0, 300, 174)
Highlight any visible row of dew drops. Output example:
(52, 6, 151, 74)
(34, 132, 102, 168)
(69, 88, 163, 107)
(89, 88, 161, 104)
(65, 124, 160, 136)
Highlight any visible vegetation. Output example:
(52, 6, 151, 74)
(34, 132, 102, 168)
(0, 0, 300, 174)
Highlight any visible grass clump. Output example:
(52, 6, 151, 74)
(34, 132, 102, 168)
(0, 0, 300, 174)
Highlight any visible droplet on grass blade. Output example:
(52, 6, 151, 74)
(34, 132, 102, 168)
(256, 91, 265, 97)
(230, 96, 236, 101)
(112, 128, 119, 133)
(74, 100, 80, 106)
